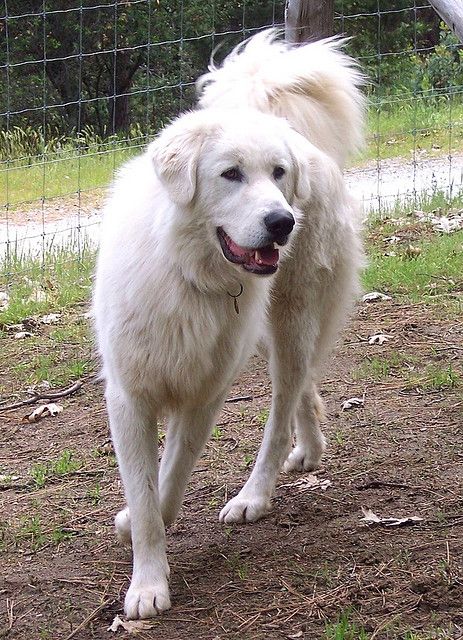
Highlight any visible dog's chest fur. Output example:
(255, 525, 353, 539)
(106, 274, 270, 410)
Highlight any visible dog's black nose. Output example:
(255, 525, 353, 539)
(264, 209, 295, 244)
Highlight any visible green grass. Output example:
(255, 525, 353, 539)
(363, 228, 463, 306)
(364, 189, 463, 312)
(30, 450, 83, 488)
(325, 613, 369, 640)
(354, 352, 419, 382)
(0, 245, 95, 326)
(361, 95, 463, 162)
(0, 145, 140, 206)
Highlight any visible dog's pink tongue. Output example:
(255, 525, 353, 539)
(228, 237, 250, 259)
(256, 246, 279, 266)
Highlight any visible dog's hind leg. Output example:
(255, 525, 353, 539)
(106, 386, 171, 619)
(283, 385, 326, 473)
(159, 399, 224, 527)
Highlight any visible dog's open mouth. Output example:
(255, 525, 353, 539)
(217, 227, 279, 275)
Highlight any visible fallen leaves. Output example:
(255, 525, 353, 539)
(14, 331, 33, 339)
(341, 396, 365, 410)
(362, 291, 392, 303)
(108, 615, 158, 634)
(280, 474, 332, 492)
(360, 506, 423, 528)
(368, 333, 392, 345)
(3, 313, 62, 336)
(40, 313, 61, 325)
(22, 403, 63, 423)
(414, 209, 463, 234)
(0, 291, 9, 310)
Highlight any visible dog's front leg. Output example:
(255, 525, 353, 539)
(106, 386, 170, 619)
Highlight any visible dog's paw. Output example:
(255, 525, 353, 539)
(124, 581, 171, 619)
(115, 507, 132, 545)
(219, 494, 270, 524)
(283, 445, 323, 473)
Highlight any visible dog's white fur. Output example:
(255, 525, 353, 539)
(93, 30, 365, 619)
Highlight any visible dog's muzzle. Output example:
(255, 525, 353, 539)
(217, 218, 294, 276)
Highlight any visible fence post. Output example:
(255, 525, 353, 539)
(428, 0, 463, 42)
(285, 0, 335, 43)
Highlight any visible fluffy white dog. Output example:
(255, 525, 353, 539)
(93, 30, 365, 619)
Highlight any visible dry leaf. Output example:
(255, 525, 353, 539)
(107, 614, 158, 633)
(432, 215, 463, 234)
(0, 291, 9, 311)
(360, 506, 423, 527)
(383, 235, 401, 244)
(41, 313, 61, 324)
(341, 397, 364, 410)
(362, 291, 392, 303)
(368, 333, 392, 345)
(280, 474, 332, 492)
(23, 403, 63, 423)
(405, 244, 421, 259)
(14, 331, 33, 339)
(0, 474, 19, 483)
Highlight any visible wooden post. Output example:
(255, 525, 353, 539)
(285, 0, 334, 43)
(428, 0, 463, 43)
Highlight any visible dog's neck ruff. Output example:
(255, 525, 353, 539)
(227, 282, 244, 315)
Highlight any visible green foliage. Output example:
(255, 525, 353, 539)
(416, 25, 463, 93)
(0, 1, 283, 136)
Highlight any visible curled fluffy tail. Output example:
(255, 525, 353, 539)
(197, 29, 366, 168)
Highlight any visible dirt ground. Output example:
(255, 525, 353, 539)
(1, 297, 462, 639)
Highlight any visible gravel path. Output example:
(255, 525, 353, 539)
(1, 153, 462, 259)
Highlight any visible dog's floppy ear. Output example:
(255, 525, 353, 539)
(286, 129, 344, 206)
(285, 129, 315, 203)
(149, 111, 214, 206)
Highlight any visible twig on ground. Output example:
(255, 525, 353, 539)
(0, 380, 84, 412)
(225, 394, 253, 403)
(64, 599, 113, 640)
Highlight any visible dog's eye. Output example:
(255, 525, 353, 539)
(221, 167, 243, 182)
(273, 166, 285, 180)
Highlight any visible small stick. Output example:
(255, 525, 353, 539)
(0, 380, 84, 412)
(225, 394, 253, 403)
(64, 599, 113, 640)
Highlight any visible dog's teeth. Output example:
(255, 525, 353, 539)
(255, 250, 263, 265)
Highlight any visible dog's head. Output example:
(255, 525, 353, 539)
(149, 109, 313, 277)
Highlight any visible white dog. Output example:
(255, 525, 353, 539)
(93, 30, 365, 619)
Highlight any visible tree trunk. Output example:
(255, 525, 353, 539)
(428, 0, 463, 42)
(110, 50, 143, 133)
(285, 0, 334, 43)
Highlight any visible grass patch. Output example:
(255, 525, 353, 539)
(325, 612, 369, 640)
(361, 95, 463, 162)
(364, 231, 462, 303)
(363, 192, 463, 310)
(406, 364, 461, 392)
(29, 450, 83, 488)
(354, 352, 418, 382)
(0, 128, 145, 207)
(0, 244, 95, 326)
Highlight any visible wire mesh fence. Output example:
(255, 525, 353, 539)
(0, 0, 462, 282)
